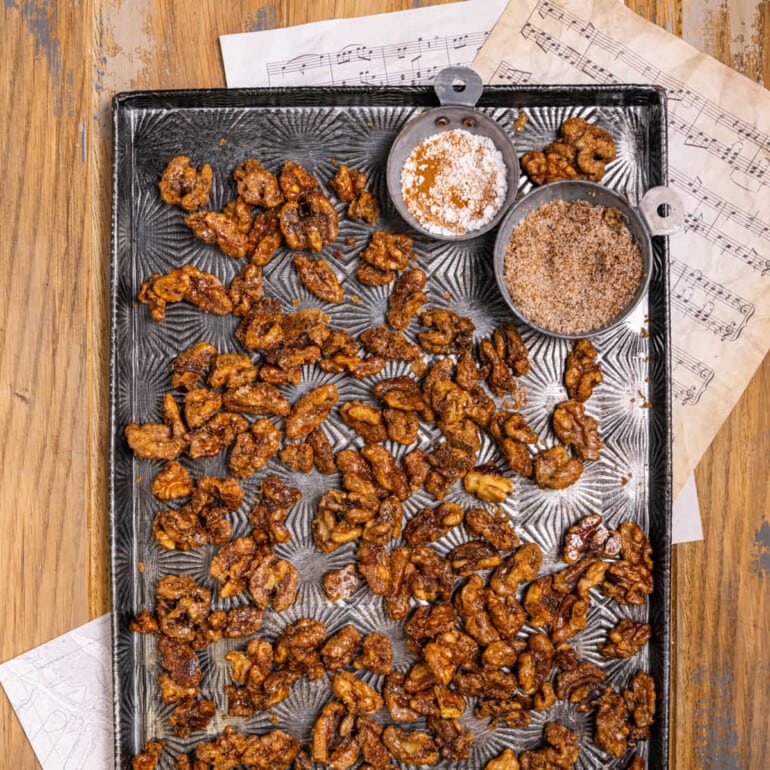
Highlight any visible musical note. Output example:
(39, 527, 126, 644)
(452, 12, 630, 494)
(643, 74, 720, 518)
(672, 346, 714, 405)
(492, 61, 533, 84)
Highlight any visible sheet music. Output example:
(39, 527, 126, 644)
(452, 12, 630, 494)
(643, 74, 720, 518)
(220, 0, 509, 88)
(474, 0, 770, 498)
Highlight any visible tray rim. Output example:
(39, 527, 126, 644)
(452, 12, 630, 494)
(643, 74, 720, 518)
(110, 82, 672, 770)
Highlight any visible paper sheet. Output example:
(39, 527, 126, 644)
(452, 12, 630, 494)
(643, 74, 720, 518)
(472, 0, 770, 501)
(0, 615, 113, 769)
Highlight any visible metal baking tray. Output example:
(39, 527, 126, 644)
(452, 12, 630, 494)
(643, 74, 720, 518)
(111, 85, 672, 770)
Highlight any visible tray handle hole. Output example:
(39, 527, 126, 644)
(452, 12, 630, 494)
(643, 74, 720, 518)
(452, 79, 467, 93)
(656, 203, 671, 218)
(463, 117, 477, 128)
(435, 116, 449, 127)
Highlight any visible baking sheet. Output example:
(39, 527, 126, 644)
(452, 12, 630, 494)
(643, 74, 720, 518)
(111, 85, 672, 769)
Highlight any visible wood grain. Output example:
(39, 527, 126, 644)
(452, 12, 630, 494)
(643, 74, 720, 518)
(1, 0, 767, 768)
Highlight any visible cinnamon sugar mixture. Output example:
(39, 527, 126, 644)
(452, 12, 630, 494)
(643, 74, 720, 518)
(401, 128, 507, 236)
(503, 199, 643, 334)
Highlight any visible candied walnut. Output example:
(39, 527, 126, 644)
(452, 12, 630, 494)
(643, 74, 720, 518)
(439, 418, 480, 455)
(362, 496, 403, 544)
(429, 381, 469, 426)
(482, 640, 524, 668)
(159, 156, 212, 210)
(485, 748, 520, 770)
(132, 739, 164, 770)
(281, 308, 331, 347)
(333, 670, 384, 714)
(286, 384, 339, 439)
(464, 506, 519, 551)
(418, 309, 474, 355)
(387, 269, 428, 330)
(361, 231, 413, 271)
(336, 449, 382, 499)
(307, 427, 336, 473)
(125, 421, 187, 461)
(236, 297, 284, 351)
(264, 344, 321, 372)
(293, 254, 344, 303)
(465, 384, 496, 428)
(448, 541, 502, 575)
(410, 546, 455, 603)
(384, 672, 420, 722)
(361, 445, 410, 501)
(383, 408, 420, 445)
(249, 475, 301, 545)
(599, 619, 651, 659)
(479, 338, 518, 397)
(209, 536, 257, 598)
(358, 541, 392, 595)
(159, 635, 202, 691)
(404, 603, 458, 648)
(601, 560, 654, 605)
(383, 726, 438, 766)
(517, 633, 555, 696)
(534, 681, 557, 712)
(183, 388, 222, 429)
(225, 605, 264, 638)
(349, 190, 380, 224)
(279, 442, 315, 473)
(628, 756, 646, 770)
(234, 159, 283, 207)
(550, 593, 590, 644)
(151, 461, 193, 501)
(475, 696, 532, 729)
(594, 689, 629, 758)
(553, 400, 603, 461)
(351, 632, 392, 675)
(141, 265, 234, 320)
(229, 262, 264, 316)
(152, 506, 209, 551)
(320, 353, 386, 379)
(169, 698, 216, 738)
(130, 609, 159, 635)
(404, 503, 463, 546)
(427, 716, 474, 761)
(454, 668, 518, 700)
(521, 150, 580, 185)
(464, 467, 514, 503)
(187, 411, 248, 459)
(280, 160, 318, 201)
(490, 543, 543, 596)
(357, 716, 389, 769)
(403, 448, 430, 490)
(423, 629, 478, 685)
(488, 411, 536, 477)
(228, 419, 281, 478)
(340, 401, 387, 443)
(455, 575, 500, 646)
(455, 350, 488, 391)
(224, 382, 290, 416)
(357, 262, 395, 286)
(274, 618, 327, 679)
(427, 441, 475, 482)
(374, 376, 426, 412)
(555, 660, 606, 705)
(250, 207, 284, 266)
(312, 493, 365, 553)
(248, 550, 299, 611)
(384, 547, 413, 620)
(534, 445, 583, 489)
(624, 671, 656, 737)
(155, 575, 212, 643)
(560, 117, 616, 180)
(485, 589, 527, 639)
(280, 191, 338, 252)
(493, 324, 530, 376)
(565, 338, 602, 402)
(172, 341, 218, 391)
(618, 522, 654, 569)
(562, 513, 621, 563)
(207, 353, 258, 389)
(311, 701, 360, 770)
(360, 325, 422, 362)
(519, 722, 580, 770)
(323, 564, 360, 602)
(321, 625, 361, 670)
(331, 164, 366, 202)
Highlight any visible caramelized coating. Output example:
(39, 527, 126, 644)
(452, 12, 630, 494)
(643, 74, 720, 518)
(228, 419, 281, 478)
(229, 262, 264, 316)
(519, 722, 579, 770)
(403, 448, 430, 491)
(384, 672, 421, 722)
(348, 190, 380, 224)
(279, 160, 319, 201)
(130, 609, 159, 635)
(553, 400, 603, 461)
(250, 208, 284, 266)
(624, 671, 656, 737)
(418, 309, 475, 354)
(618, 522, 654, 569)
(332, 670, 384, 714)
(562, 513, 621, 564)
(185, 207, 256, 258)
(312, 492, 365, 553)
(360, 326, 422, 362)
(361, 444, 410, 501)
(521, 150, 581, 185)
(311, 701, 360, 770)
(427, 716, 474, 761)
(382, 726, 439, 766)
(594, 689, 630, 758)
(286, 384, 339, 438)
(280, 192, 338, 252)
(172, 341, 218, 391)
(155, 574, 212, 644)
(279, 442, 315, 472)
(331, 165, 366, 202)
(234, 159, 284, 207)
(184, 388, 222, 429)
(564, 339, 602, 402)
(225, 605, 265, 638)
(374, 376, 426, 412)
(404, 502, 464, 546)
(383, 408, 420, 445)
(169, 698, 216, 738)
(151, 460, 193, 500)
(224, 382, 290, 416)
(249, 550, 299, 611)
(599, 619, 652, 659)
(308, 427, 336, 473)
(159, 635, 202, 690)
(294, 254, 344, 303)
(321, 625, 361, 670)
(484, 749, 520, 770)
(357, 263, 395, 286)
(464, 506, 520, 551)
(274, 618, 327, 679)
(423, 629, 478, 685)
(187, 411, 248, 459)
(479, 338, 518, 397)
(493, 324, 530, 376)
(555, 660, 606, 706)
(463, 467, 514, 503)
(323, 564, 360, 602)
(340, 401, 387, 444)
(188, 726, 299, 770)
(455, 575, 500, 646)
(159, 156, 213, 210)
(357, 541, 392, 595)
(125, 422, 187, 460)
(517, 633, 555, 696)
(207, 353, 259, 389)
(132, 740, 164, 770)
(361, 231, 413, 271)
(534, 445, 584, 489)
(601, 560, 654, 606)
(448, 541, 502, 575)
(387, 269, 428, 330)
(138, 265, 233, 321)
(236, 297, 284, 351)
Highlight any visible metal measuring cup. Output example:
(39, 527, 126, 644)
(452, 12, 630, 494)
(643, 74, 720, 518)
(386, 66, 520, 241)
(493, 180, 684, 338)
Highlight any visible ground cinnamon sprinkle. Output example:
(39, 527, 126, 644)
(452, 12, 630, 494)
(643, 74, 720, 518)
(503, 199, 642, 334)
(401, 128, 507, 236)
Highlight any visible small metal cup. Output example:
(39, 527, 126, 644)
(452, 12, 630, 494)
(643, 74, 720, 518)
(386, 66, 520, 241)
(493, 180, 684, 338)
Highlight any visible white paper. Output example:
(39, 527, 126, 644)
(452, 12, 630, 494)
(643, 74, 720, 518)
(0, 615, 113, 770)
(220, 0, 509, 88)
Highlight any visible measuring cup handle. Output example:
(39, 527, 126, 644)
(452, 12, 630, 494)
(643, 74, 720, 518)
(434, 67, 485, 108)
(639, 186, 684, 236)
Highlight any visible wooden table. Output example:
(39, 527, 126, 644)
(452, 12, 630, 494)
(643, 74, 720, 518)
(1, 1, 767, 767)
